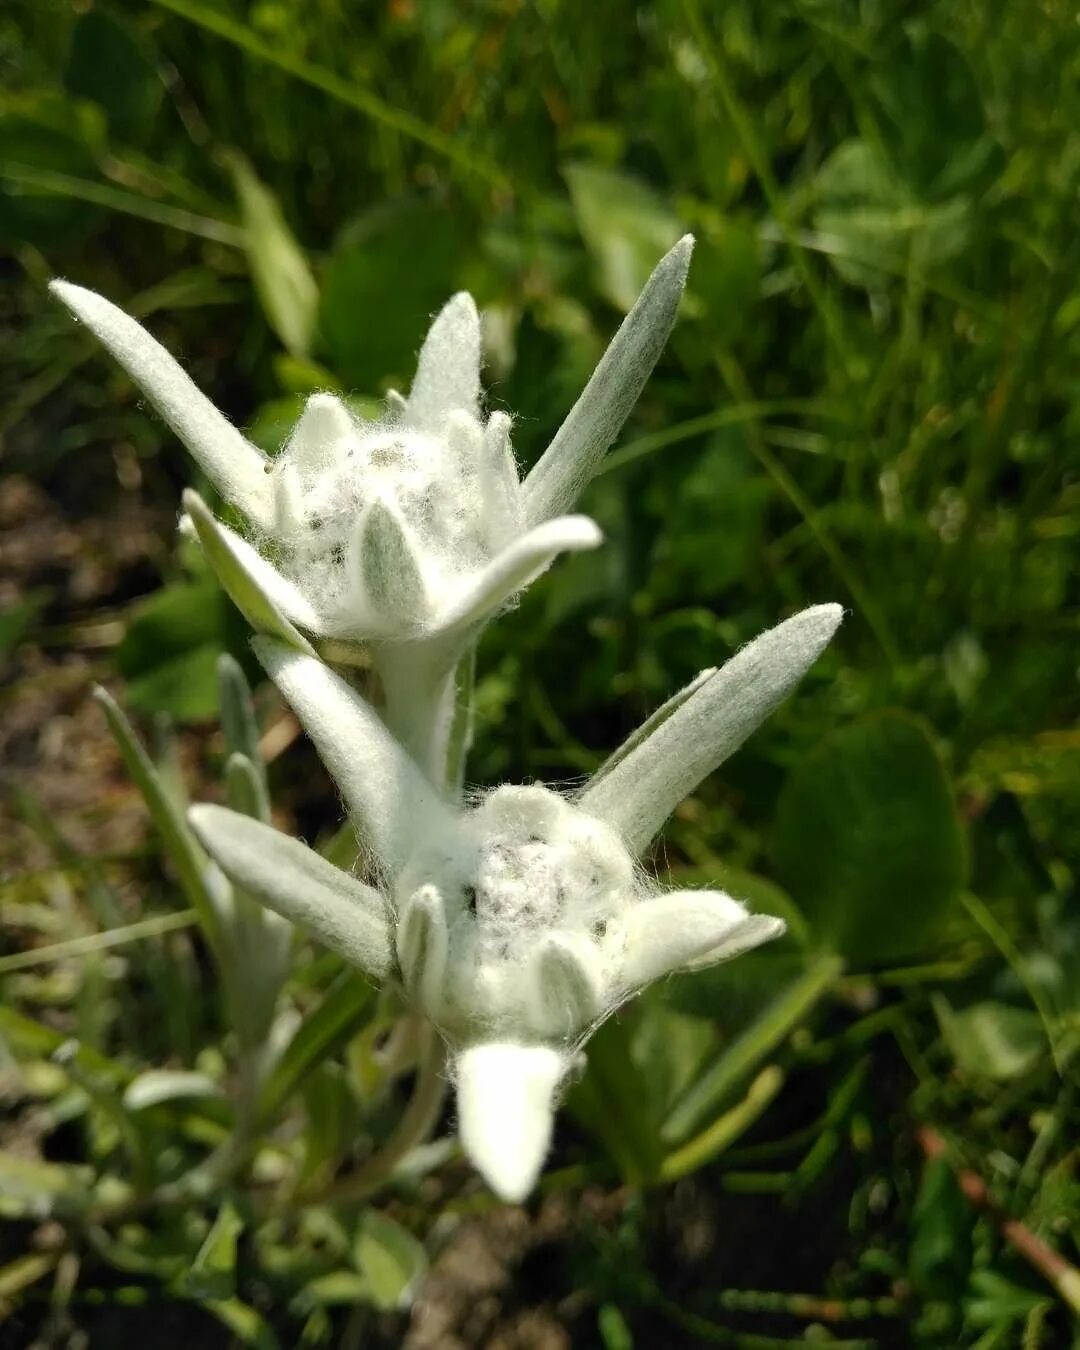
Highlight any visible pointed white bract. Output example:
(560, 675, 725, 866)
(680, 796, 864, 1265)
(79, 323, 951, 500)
(252, 638, 457, 874)
(580, 604, 845, 852)
(456, 1044, 566, 1203)
(49, 281, 274, 528)
(188, 805, 393, 978)
(523, 235, 694, 526)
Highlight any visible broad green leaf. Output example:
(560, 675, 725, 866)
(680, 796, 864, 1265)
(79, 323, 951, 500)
(320, 201, 473, 390)
(118, 580, 238, 721)
(226, 151, 318, 358)
(353, 1210, 428, 1311)
(0, 1253, 58, 1300)
(258, 971, 377, 1123)
(598, 1304, 634, 1350)
(687, 213, 760, 343)
(662, 953, 842, 1144)
(564, 163, 683, 312)
(64, 9, 162, 142)
(0, 1007, 129, 1084)
(934, 997, 1047, 1082)
(0, 588, 49, 656)
(291, 1270, 371, 1312)
(183, 1200, 245, 1300)
(0, 93, 105, 244)
(125, 644, 226, 723)
(870, 30, 999, 196)
(813, 140, 970, 287)
(772, 713, 968, 964)
(567, 1014, 663, 1183)
(299, 1063, 358, 1185)
(629, 997, 718, 1119)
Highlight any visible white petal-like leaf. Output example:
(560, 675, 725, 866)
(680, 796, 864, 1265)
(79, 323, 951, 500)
(455, 1043, 566, 1203)
(406, 292, 481, 431)
(588, 665, 717, 787)
(273, 460, 304, 535)
(478, 411, 523, 549)
(522, 236, 693, 525)
(437, 515, 602, 637)
(49, 281, 273, 527)
(350, 496, 429, 631)
(188, 804, 393, 977)
(183, 489, 319, 650)
(580, 604, 843, 853)
(613, 891, 784, 991)
(396, 885, 449, 1012)
(253, 638, 459, 872)
(123, 1070, 223, 1112)
(529, 933, 603, 1041)
(286, 392, 356, 470)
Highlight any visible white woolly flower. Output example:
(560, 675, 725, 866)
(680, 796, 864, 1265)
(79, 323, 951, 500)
(187, 603, 843, 1202)
(49, 237, 694, 657)
(47, 283, 600, 646)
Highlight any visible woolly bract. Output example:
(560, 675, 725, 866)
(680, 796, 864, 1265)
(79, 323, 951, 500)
(49, 236, 693, 650)
(188, 604, 842, 1201)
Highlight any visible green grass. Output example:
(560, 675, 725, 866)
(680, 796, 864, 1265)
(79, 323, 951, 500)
(0, 2, 1078, 1346)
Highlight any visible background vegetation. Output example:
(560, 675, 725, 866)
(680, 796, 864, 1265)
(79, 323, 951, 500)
(1, 1, 1078, 1346)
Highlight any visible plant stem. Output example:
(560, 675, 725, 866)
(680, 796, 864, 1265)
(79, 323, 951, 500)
(917, 1126, 1080, 1316)
(374, 644, 460, 789)
(660, 1066, 785, 1182)
(663, 952, 843, 1144)
(321, 1019, 448, 1204)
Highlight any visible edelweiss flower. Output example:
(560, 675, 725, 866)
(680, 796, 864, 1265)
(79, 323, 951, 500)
(188, 603, 842, 1201)
(49, 239, 691, 665)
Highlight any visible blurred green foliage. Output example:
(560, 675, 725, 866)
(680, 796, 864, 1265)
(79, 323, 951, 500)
(1, 1, 1078, 1346)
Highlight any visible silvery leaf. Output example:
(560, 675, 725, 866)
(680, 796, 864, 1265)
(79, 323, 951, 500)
(189, 804, 392, 978)
(580, 605, 843, 853)
(49, 281, 273, 527)
(522, 235, 693, 525)
(183, 489, 318, 650)
(612, 891, 784, 991)
(437, 515, 602, 637)
(252, 638, 459, 872)
(406, 292, 481, 431)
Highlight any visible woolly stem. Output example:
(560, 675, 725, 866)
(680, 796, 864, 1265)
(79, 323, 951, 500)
(373, 641, 462, 792)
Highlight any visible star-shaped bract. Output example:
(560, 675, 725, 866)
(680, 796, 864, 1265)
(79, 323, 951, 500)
(188, 603, 842, 1200)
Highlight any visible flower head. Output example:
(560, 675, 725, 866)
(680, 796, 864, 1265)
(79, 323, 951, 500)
(49, 236, 694, 653)
(188, 603, 842, 1200)
(48, 283, 600, 646)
